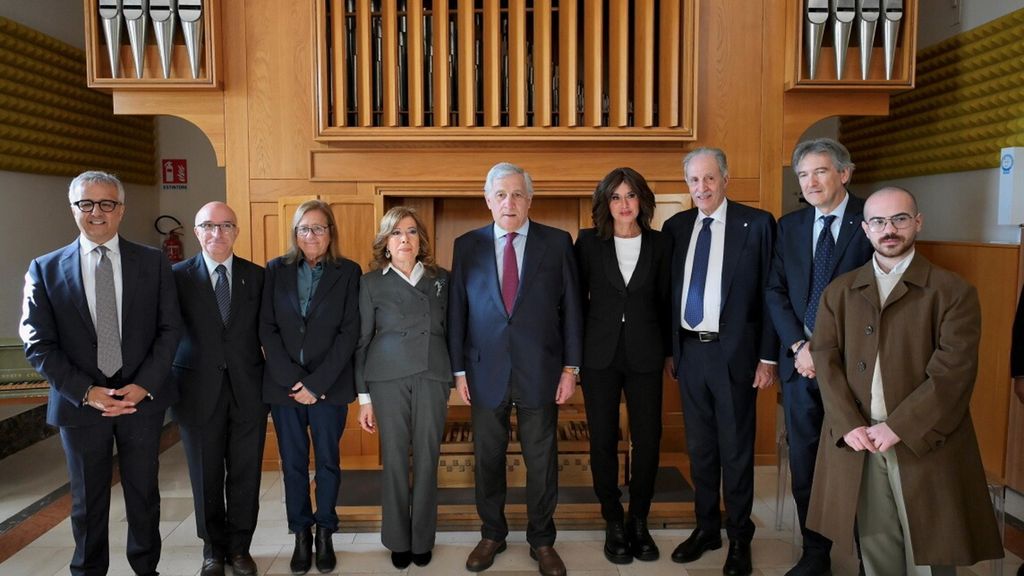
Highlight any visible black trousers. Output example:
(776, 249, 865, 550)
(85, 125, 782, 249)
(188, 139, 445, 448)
(472, 385, 558, 549)
(581, 329, 663, 522)
(678, 335, 757, 542)
(61, 409, 164, 576)
(179, 374, 268, 559)
(782, 373, 832, 554)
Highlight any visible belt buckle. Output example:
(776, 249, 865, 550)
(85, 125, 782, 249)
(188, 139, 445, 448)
(698, 332, 716, 343)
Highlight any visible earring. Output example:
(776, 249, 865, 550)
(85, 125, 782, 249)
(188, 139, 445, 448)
(385, 249, 391, 259)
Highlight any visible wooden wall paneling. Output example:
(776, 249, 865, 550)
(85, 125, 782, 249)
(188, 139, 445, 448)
(558, 0, 578, 127)
(1009, 242, 1024, 491)
(759, 0, 785, 218)
(381, 0, 398, 126)
(633, 0, 655, 128)
(916, 241, 1018, 479)
(276, 195, 317, 260)
(508, 0, 527, 127)
(223, 0, 252, 259)
(607, 0, 628, 127)
(578, 197, 591, 230)
(431, 0, 450, 127)
(482, 0, 500, 127)
(245, 0, 315, 178)
(322, 196, 377, 271)
(533, 0, 552, 127)
(457, 0, 475, 127)
(658, 0, 680, 127)
(406, 0, 424, 126)
(582, 0, 602, 127)
(327, 0, 346, 128)
(356, 0, 372, 126)
(249, 179, 358, 203)
(680, 0, 698, 133)
(250, 202, 279, 265)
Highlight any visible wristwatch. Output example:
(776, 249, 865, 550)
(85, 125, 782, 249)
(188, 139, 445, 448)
(562, 366, 580, 376)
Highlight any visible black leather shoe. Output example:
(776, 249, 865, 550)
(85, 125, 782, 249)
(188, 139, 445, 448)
(391, 550, 411, 569)
(723, 539, 752, 576)
(200, 558, 225, 576)
(671, 527, 722, 563)
(784, 550, 831, 576)
(603, 520, 632, 564)
(411, 550, 432, 566)
(290, 528, 313, 575)
(314, 526, 336, 573)
(627, 515, 660, 561)
(226, 552, 257, 576)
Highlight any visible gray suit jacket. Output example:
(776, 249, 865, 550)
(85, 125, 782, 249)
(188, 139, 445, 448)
(355, 266, 453, 392)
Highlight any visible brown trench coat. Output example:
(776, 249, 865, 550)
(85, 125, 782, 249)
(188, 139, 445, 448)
(806, 253, 1002, 565)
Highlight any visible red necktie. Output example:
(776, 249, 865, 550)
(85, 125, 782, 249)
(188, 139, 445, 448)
(502, 232, 519, 314)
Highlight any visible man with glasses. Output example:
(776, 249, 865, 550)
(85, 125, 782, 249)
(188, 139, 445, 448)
(765, 138, 873, 576)
(807, 186, 1002, 575)
(20, 171, 181, 576)
(170, 202, 267, 576)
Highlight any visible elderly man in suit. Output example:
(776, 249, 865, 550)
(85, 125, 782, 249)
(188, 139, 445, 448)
(20, 171, 181, 576)
(664, 148, 778, 576)
(765, 138, 874, 576)
(170, 202, 266, 576)
(808, 186, 1002, 575)
(448, 162, 582, 576)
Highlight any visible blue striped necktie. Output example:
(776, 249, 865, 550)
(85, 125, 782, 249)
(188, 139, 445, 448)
(214, 264, 231, 324)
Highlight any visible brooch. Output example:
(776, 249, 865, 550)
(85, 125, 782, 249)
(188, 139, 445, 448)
(434, 279, 446, 297)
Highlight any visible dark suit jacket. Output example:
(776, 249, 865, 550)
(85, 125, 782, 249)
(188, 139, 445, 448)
(447, 220, 583, 409)
(20, 237, 182, 427)
(1012, 286, 1024, 378)
(355, 267, 453, 391)
(575, 227, 672, 372)
(170, 254, 266, 426)
(260, 255, 361, 405)
(766, 194, 874, 382)
(663, 201, 778, 380)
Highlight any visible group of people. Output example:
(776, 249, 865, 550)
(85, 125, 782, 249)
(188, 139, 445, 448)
(18, 137, 1003, 576)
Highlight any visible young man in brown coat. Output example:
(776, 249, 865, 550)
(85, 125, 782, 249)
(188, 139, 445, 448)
(807, 186, 1002, 575)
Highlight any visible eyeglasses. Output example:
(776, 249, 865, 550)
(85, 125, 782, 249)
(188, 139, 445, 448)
(72, 199, 122, 213)
(865, 213, 917, 233)
(296, 225, 330, 237)
(196, 222, 237, 233)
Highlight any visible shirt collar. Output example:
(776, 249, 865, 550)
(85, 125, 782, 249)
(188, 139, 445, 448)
(384, 261, 424, 279)
(80, 234, 120, 256)
(698, 199, 728, 224)
(202, 252, 234, 278)
(493, 219, 530, 240)
(815, 190, 850, 223)
(872, 248, 916, 277)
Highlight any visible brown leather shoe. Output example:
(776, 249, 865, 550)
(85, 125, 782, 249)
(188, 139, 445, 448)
(466, 538, 507, 572)
(530, 546, 567, 576)
(226, 552, 257, 576)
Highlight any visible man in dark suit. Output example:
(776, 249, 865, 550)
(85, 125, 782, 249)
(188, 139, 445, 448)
(448, 162, 583, 576)
(765, 138, 873, 576)
(663, 148, 778, 576)
(170, 202, 266, 576)
(20, 171, 181, 576)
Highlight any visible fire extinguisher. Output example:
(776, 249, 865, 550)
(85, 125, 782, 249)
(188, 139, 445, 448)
(155, 215, 185, 264)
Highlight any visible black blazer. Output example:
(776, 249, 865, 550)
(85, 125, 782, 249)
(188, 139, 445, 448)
(1012, 287, 1024, 378)
(663, 201, 778, 381)
(765, 193, 874, 382)
(260, 255, 361, 405)
(170, 254, 266, 426)
(447, 220, 583, 409)
(575, 227, 672, 372)
(20, 237, 182, 427)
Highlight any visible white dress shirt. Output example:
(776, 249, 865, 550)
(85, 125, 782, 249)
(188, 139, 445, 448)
(493, 220, 529, 285)
(202, 253, 234, 292)
(613, 234, 642, 285)
(680, 201, 727, 332)
(812, 191, 850, 256)
(79, 235, 123, 337)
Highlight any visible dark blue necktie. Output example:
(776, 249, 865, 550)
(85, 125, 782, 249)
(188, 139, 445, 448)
(214, 264, 231, 324)
(805, 215, 836, 331)
(684, 217, 714, 327)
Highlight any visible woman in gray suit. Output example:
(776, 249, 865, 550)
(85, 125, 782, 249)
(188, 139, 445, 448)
(355, 206, 452, 569)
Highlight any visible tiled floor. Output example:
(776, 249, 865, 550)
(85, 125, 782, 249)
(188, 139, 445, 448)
(0, 439, 1020, 575)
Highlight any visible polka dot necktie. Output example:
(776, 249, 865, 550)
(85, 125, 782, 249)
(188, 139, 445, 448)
(805, 215, 836, 332)
(95, 246, 122, 377)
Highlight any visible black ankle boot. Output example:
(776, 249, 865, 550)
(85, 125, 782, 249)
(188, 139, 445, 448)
(314, 526, 336, 573)
(603, 520, 632, 564)
(627, 515, 660, 561)
(290, 527, 313, 574)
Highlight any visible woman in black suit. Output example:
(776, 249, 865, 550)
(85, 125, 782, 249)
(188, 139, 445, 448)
(355, 207, 451, 569)
(260, 200, 362, 575)
(575, 167, 672, 565)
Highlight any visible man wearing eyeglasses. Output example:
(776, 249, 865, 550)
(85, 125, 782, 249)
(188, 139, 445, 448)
(20, 171, 182, 576)
(806, 186, 1002, 575)
(170, 202, 267, 576)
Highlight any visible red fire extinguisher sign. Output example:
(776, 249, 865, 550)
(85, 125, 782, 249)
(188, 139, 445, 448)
(161, 159, 188, 190)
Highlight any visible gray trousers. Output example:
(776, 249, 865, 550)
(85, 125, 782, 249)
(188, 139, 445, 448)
(369, 375, 450, 553)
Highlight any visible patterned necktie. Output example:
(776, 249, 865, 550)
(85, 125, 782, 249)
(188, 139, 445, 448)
(805, 214, 837, 331)
(501, 232, 519, 315)
(214, 264, 231, 324)
(684, 217, 714, 328)
(95, 246, 122, 377)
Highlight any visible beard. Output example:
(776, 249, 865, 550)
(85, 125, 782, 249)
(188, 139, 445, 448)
(871, 233, 915, 259)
